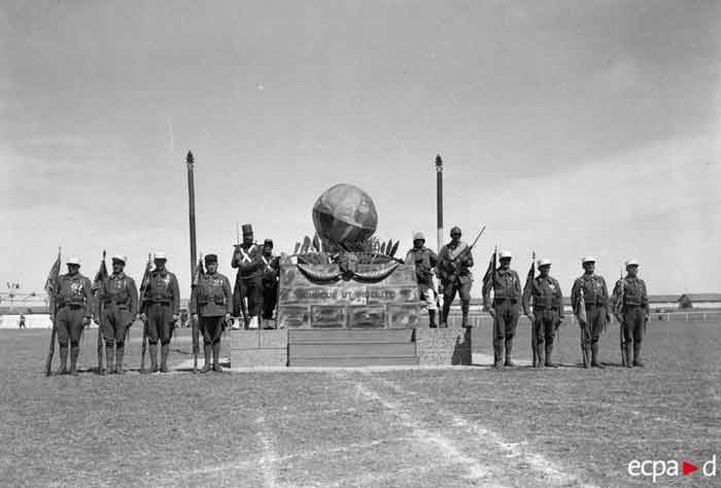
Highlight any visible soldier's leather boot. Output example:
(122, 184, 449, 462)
(441, 302, 451, 328)
(57, 346, 69, 375)
(590, 343, 604, 368)
(201, 344, 212, 373)
(115, 347, 125, 374)
(504, 340, 515, 367)
(70, 346, 80, 376)
(149, 344, 159, 373)
(106, 345, 115, 374)
(537, 342, 545, 368)
(493, 345, 503, 368)
(633, 343, 643, 367)
(545, 343, 558, 368)
(428, 310, 437, 328)
(212, 342, 223, 372)
(623, 344, 632, 368)
(160, 344, 170, 373)
(461, 303, 470, 328)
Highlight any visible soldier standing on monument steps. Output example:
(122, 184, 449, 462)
(438, 226, 474, 328)
(405, 232, 439, 328)
(232, 224, 264, 329)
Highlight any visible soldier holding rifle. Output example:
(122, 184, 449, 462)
(232, 224, 264, 328)
(611, 259, 649, 367)
(190, 252, 232, 373)
(523, 258, 564, 368)
(438, 226, 481, 328)
(571, 257, 610, 369)
(483, 250, 522, 368)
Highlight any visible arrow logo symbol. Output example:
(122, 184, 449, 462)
(682, 461, 699, 476)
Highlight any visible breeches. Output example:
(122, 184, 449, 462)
(493, 300, 520, 344)
(56, 306, 85, 345)
(262, 282, 278, 319)
(147, 303, 173, 345)
(102, 306, 132, 343)
(581, 306, 607, 346)
(443, 280, 471, 305)
(199, 316, 225, 345)
(534, 310, 559, 345)
(622, 307, 645, 344)
(234, 279, 262, 317)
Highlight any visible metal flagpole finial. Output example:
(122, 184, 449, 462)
(435, 154, 443, 171)
(186, 151, 194, 166)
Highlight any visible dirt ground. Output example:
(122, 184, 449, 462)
(0, 318, 719, 487)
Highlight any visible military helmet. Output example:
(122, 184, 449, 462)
(450, 226, 461, 236)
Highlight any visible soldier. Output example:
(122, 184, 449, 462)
(190, 253, 232, 372)
(99, 255, 138, 374)
(612, 259, 649, 367)
(260, 239, 280, 326)
(523, 258, 564, 368)
(18, 314, 26, 329)
(571, 257, 611, 369)
(231, 224, 264, 328)
(53, 257, 94, 375)
(483, 251, 522, 368)
(437, 226, 474, 328)
(140, 252, 180, 373)
(405, 232, 439, 327)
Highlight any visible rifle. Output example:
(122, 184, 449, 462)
(138, 253, 152, 373)
(45, 310, 57, 376)
(444, 225, 486, 281)
(577, 286, 589, 368)
(94, 250, 109, 374)
(191, 254, 204, 373)
(616, 266, 627, 367)
(523, 251, 537, 367)
(44, 248, 61, 376)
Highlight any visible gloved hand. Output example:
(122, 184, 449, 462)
(526, 313, 535, 323)
(489, 308, 496, 319)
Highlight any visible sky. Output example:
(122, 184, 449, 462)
(1, 0, 720, 299)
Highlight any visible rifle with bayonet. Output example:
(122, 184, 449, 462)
(442, 225, 486, 286)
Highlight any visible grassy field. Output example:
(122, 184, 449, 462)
(0, 317, 719, 487)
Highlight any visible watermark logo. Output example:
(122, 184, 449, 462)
(628, 455, 716, 483)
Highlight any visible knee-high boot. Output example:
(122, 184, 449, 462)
(115, 346, 125, 374)
(632, 342, 643, 367)
(70, 345, 80, 376)
(591, 343, 604, 368)
(160, 344, 170, 373)
(57, 346, 69, 374)
(201, 344, 212, 373)
(212, 342, 222, 372)
(149, 343, 159, 372)
(105, 344, 115, 374)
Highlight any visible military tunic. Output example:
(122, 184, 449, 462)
(190, 271, 232, 345)
(54, 272, 94, 345)
(612, 276, 649, 346)
(437, 241, 474, 324)
(260, 253, 280, 321)
(231, 243, 264, 323)
(523, 274, 564, 351)
(100, 272, 138, 343)
(484, 268, 522, 353)
(405, 246, 438, 312)
(142, 269, 180, 345)
(571, 274, 610, 348)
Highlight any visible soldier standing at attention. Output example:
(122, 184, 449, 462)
(53, 257, 94, 375)
(437, 227, 474, 328)
(612, 259, 649, 367)
(232, 224, 264, 328)
(483, 251, 522, 368)
(190, 253, 232, 373)
(571, 257, 611, 369)
(99, 255, 138, 374)
(523, 258, 564, 368)
(405, 232, 439, 328)
(140, 252, 180, 373)
(260, 239, 280, 326)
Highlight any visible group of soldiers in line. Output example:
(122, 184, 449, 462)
(49, 224, 279, 375)
(405, 227, 650, 369)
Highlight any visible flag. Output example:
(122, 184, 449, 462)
(192, 255, 205, 287)
(523, 252, 536, 298)
(576, 287, 587, 324)
(44, 249, 61, 308)
(93, 251, 109, 294)
(482, 247, 497, 289)
(139, 253, 154, 294)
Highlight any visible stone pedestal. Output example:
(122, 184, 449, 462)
(230, 329, 287, 368)
(415, 327, 472, 366)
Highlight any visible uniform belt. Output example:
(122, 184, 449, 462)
(150, 301, 171, 305)
(60, 304, 83, 309)
(585, 303, 605, 308)
(624, 304, 643, 308)
(534, 306, 559, 311)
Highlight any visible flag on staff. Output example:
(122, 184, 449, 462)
(93, 251, 109, 292)
(44, 248, 62, 305)
(482, 246, 497, 289)
(523, 251, 536, 298)
(192, 254, 205, 287)
(576, 287, 587, 324)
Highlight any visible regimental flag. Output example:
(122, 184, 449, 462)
(44, 248, 61, 308)
(482, 247, 497, 290)
(523, 252, 536, 298)
(577, 287, 587, 324)
(93, 251, 109, 289)
(139, 253, 153, 294)
(192, 254, 205, 287)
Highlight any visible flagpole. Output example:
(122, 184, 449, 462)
(435, 154, 443, 253)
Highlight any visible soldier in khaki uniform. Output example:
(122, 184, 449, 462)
(190, 253, 232, 372)
(140, 252, 180, 373)
(571, 257, 611, 368)
(53, 257, 94, 375)
(523, 258, 564, 368)
(483, 250, 522, 368)
(405, 232, 439, 327)
(437, 226, 474, 328)
(612, 259, 649, 367)
(100, 255, 138, 374)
